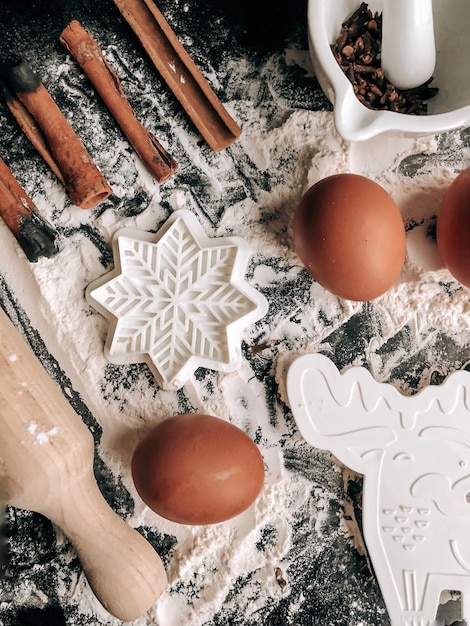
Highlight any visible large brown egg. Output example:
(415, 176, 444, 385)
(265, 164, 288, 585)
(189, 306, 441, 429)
(293, 173, 406, 301)
(131, 414, 265, 525)
(436, 167, 470, 287)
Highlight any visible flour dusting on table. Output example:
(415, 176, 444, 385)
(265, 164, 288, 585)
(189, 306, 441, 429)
(1, 2, 470, 625)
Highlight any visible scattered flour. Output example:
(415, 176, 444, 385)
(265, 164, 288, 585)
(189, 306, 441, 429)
(25, 421, 59, 446)
(2, 12, 470, 626)
(14, 102, 469, 625)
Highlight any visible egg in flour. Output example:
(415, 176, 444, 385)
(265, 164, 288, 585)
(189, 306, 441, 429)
(293, 173, 406, 301)
(131, 413, 265, 525)
(437, 166, 470, 288)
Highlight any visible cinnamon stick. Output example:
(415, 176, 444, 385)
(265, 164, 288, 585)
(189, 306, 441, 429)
(60, 20, 177, 183)
(112, 0, 242, 152)
(0, 156, 59, 262)
(2, 57, 112, 209)
(0, 81, 65, 185)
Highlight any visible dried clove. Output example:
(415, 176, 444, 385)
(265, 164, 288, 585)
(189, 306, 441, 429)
(331, 2, 438, 115)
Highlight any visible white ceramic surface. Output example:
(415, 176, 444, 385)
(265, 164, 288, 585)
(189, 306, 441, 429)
(381, 0, 435, 90)
(86, 209, 268, 390)
(308, 0, 470, 141)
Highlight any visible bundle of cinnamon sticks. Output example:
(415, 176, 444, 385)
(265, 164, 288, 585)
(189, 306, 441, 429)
(112, 0, 242, 152)
(59, 20, 178, 184)
(0, 56, 113, 260)
(2, 58, 113, 210)
(0, 2, 242, 261)
(1, 47, 178, 209)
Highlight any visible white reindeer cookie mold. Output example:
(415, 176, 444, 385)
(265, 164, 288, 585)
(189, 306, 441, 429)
(287, 353, 470, 626)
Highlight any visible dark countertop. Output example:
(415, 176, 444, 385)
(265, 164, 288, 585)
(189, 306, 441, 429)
(0, 2, 469, 626)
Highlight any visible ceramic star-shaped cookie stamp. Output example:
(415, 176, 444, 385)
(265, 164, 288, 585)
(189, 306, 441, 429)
(85, 209, 268, 390)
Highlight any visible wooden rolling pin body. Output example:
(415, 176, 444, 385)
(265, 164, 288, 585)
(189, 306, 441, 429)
(0, 306, 167, 621)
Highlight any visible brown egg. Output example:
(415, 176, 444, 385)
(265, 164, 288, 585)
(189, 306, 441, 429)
(436, 167, 470, 287)
(131, 413, 265, 525)
(293, 173, 406, 301)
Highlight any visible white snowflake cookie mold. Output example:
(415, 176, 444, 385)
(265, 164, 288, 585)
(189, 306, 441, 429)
(86, 209, 268, 390)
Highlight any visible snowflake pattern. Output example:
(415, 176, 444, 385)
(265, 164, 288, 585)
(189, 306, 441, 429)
(85, 210, 268, 389)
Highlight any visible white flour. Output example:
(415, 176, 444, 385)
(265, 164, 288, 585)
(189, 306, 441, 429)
(25, 422, 59, 446)
(16, 103, 469, 624)
(2, 18, 470, 626)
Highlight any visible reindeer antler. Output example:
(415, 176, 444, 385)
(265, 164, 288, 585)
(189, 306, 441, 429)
(287, 355, 470, 470)
(287, 353, 399, 473)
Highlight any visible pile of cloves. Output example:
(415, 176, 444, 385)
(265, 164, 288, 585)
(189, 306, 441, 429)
(331, 2, 438, 114)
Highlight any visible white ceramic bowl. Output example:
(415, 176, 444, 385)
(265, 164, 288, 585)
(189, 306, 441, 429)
(308, 0, 470, 141)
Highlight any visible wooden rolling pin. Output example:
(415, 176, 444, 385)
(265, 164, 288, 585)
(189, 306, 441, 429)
(0, 306, 167, 621)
